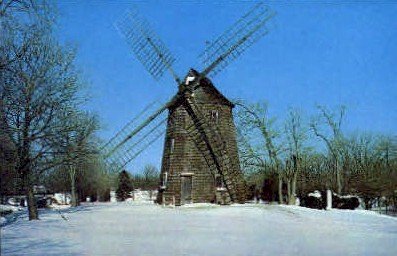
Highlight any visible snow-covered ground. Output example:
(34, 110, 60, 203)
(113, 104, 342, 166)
(1, 202, 396, 256)
(0, 204, 25, 226)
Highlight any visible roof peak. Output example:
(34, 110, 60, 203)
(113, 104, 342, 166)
(169, 69, 234, 109)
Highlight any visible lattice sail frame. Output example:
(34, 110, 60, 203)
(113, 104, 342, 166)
(101, 102, 168, 172)
(114, 7, 180, 83)
(200, 2, 275, 78)
(106, 2, 275, 171)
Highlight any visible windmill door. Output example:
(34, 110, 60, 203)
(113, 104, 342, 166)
(181, 176, 192, 204)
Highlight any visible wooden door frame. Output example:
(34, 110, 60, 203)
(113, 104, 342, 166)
(180, 173, 193, 205)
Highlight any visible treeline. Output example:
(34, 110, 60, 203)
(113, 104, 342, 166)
(116, 165, 159, 201)
(236, 101, 397, 209)
(132, 164, 159, 190)
(0, 1, 114, 219)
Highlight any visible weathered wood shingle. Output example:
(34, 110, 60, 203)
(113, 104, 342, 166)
(157, 71, 246, 205)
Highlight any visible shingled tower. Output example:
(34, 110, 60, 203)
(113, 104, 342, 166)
(158, 69, 245, 205)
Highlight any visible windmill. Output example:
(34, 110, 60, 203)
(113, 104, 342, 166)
(102, 2, 275, 205)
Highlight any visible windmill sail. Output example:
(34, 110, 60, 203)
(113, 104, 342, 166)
(183, 96, 246, 203)
(200, 2, 275, 78)
(101, 97, 185, 171)
(101, 102, 168, 171)
(115, 7, 181, 84)
(108, 3, 275, 204)
(101, 101, 157, 154)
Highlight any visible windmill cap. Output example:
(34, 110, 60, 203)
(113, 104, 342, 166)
(183, 68, 200, 85)
(168, 68, 234, 110)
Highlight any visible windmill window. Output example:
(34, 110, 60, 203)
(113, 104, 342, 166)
(170, 138, 175, 153)
(215, 175, 223, 188)
(211, 110, 219, 124)
(162, 172, 168, 188)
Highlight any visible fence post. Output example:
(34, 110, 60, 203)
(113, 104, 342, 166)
(326, 189, 332, 210)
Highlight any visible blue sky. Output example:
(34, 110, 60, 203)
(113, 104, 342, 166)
(56, 1, 397, 173)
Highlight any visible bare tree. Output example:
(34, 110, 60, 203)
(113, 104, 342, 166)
(284, 109, 309, 204)
(235, 101, 285, 203)
(43, 145, 113, 203)
(142, 165, 158, 183)
(133, 164, 159, 190)
(236, 126, 266, 177)
(298, 152, 331, 195)
(0, 99, 19, 198)
(56, 111, 99, 207)
(0, 0, 38, 17)
(310, 105, 346, 194)
(335, 133, 397, 209)
(1, 2, 86, 219)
